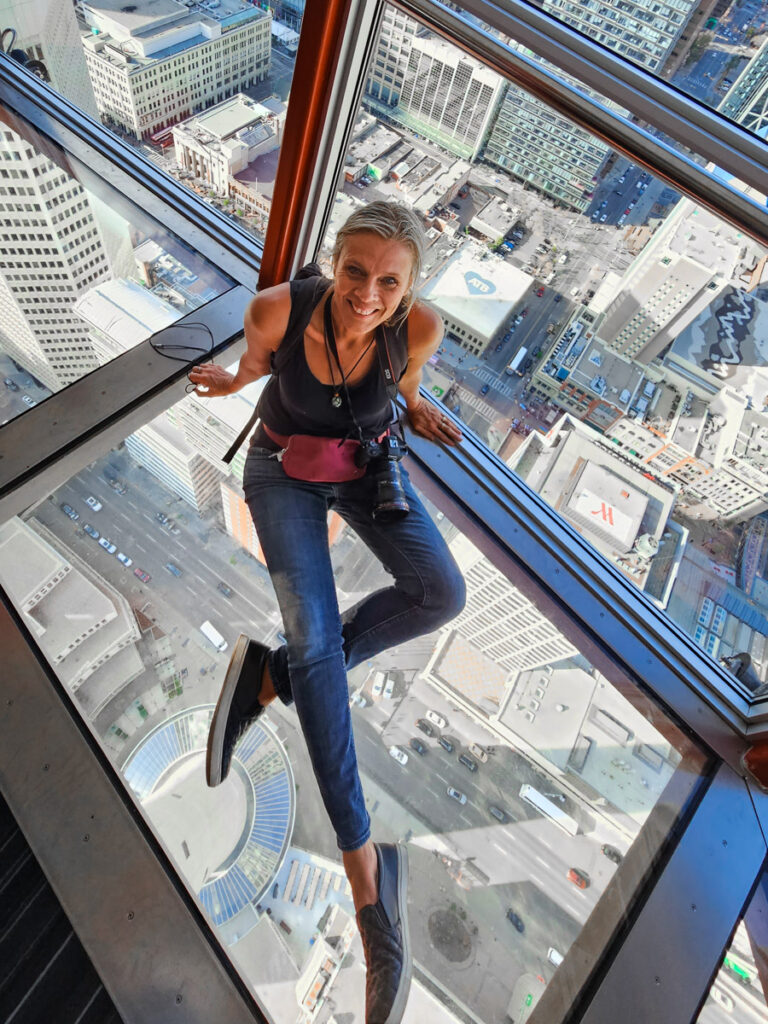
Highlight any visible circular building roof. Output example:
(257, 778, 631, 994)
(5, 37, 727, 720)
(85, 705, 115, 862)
(123, 705, 294, 926)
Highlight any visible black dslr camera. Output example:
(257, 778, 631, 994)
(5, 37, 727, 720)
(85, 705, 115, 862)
(355, 435, 409, 520)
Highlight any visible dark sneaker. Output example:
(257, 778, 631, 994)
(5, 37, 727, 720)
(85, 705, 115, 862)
(206, 634, 270, 787)
(357, 843, 411, 1024)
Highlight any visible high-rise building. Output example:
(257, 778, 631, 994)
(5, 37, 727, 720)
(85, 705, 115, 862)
(596, 199, 748, 362)
(364, 13, 502, 160)
(542, 0, 699, 72)
(0, 517, 143, 710)
(719, 39, 768, 137)
(0, 0, 133, 389)
(483, 83, 610, 212)
(449, 533, 577, 674)
(80, 0, 271, 141)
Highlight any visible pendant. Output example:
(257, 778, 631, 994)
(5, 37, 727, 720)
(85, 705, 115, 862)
(331, 393, 343, 409)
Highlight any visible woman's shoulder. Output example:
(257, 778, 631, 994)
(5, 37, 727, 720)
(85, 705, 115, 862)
(406, 300, 443, 349)
(245, 281, 307, 349)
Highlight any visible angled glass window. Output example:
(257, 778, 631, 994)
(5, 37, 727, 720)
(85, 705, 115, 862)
(0, 103, 233, 425)
(695, 915, 768, 1021)
(1, 0, 295, 242)
(325, 3, 768, 701)
(0, 371, 708, 1020)
(517, 0, 768, 138)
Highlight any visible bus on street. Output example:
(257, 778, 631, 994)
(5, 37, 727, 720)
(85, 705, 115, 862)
(519, 784, 579, 836)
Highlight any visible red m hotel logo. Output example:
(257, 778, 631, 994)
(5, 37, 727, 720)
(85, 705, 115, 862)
(591, 503, 615, 525)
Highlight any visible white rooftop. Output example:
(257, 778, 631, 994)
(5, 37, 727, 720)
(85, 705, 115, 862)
(421, 244, 533, 340)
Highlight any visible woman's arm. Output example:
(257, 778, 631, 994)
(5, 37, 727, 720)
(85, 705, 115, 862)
(399, 303, 463, 446)
(187, 283, 291, 397)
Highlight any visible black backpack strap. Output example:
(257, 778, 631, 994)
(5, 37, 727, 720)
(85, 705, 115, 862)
(222, 273, 330, 465)
(271, 275, 331, 375)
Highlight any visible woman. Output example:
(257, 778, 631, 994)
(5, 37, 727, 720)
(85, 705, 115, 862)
(189, 201, 466, 1024)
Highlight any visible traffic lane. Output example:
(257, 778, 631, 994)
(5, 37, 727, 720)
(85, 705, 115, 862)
(52, 471, 275, 635)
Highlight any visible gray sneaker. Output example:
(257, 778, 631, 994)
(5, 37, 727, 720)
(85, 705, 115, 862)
(357, 843, 411, 1024)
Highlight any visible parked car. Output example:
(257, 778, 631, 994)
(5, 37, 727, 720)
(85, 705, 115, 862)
(388, 745, 408, 766)
(133, 568, 151, 583)
(599, 213, 608, 222)
(458, 753, 479, 773)
(21, 395, 36, 406)
(409, 738, 428, 756)
(438, 736, 455, 753)
(86, 496, 102, 511)
(536, 287, 545, 297)
(3, 377, 18, 391)
(469, 743, 489, 762)
(567, 868, 590, 889)
(165, 562, 183, 577)
(425, 709, 447, 729)
(601, 844, 623, 864)
(383, 676, 395, 699)
(98, 537, 117, 554)
(116, 552, 133, 567)
(447, 787, 467, 804)
(521, 308, 528, 317)
(350, 692, 368, 708)
(60, 503, 79, 521)
(416, 718, 435, 737)
(82, 524, 99, 539)
(155, 512, 169, 524)
(217, 581, 233, 598)
(494, 342, 503, 352)
(506, 910, 525, 933)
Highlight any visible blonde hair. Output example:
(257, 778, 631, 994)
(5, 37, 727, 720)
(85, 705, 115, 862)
(332, 201, 426, 327)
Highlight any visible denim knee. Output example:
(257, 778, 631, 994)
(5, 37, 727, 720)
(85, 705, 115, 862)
(425, 557, 466, 629)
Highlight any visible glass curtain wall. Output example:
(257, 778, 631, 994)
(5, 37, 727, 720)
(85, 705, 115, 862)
(0, 412, 708, 1022)
(493, 0, 768, 136)
(0, 0, 293, 243)
(331, 1, 768, 709)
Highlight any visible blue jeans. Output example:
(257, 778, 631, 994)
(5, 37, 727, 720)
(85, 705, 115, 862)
(242, 446, 466, 852)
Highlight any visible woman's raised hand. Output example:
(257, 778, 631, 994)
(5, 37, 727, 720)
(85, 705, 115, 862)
(407, 398, 462, 446)
(188, 362, 237, 398)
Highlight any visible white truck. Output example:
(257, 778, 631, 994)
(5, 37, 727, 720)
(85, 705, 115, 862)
(505, 347, 528, 375)
(200, 620, 228, 653)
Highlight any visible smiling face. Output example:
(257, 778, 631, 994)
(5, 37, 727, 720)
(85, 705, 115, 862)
(331, 232, 415, 336)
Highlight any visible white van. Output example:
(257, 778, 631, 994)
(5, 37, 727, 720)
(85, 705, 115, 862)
(547, 947, 564, 967)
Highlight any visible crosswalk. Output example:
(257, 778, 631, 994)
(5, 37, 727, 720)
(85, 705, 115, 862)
(474, 369, 516, 399)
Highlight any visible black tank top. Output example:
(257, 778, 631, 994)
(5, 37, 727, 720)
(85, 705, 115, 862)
(253, 275, 410, 448)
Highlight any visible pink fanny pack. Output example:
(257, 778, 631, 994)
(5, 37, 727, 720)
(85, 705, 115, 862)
(263, 424, 387, 483)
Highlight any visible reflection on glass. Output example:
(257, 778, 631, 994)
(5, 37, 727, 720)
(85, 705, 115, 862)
(0, 105, 233, 425)
(1, 0, 295, 241)
(328, 4, 768, 693)
(0, 378, 706, 1021)
(696, 919, 768, 1022)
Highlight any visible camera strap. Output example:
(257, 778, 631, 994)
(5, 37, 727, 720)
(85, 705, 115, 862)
(323, 295, 368, 446)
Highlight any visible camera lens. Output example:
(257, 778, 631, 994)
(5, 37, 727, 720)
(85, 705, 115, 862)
(372, 459, 409, 520)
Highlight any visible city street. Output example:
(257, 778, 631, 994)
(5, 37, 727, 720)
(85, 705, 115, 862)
(26, 445, 633, 1023)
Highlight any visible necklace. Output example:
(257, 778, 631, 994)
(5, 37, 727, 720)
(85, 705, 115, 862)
(324, 300, 376, 409)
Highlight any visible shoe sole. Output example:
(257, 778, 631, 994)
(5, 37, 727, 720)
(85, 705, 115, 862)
(206, 633, 250, 787)
(385, 843, 411, 1024)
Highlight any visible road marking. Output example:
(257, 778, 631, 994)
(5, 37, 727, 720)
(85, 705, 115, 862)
(493, 841, 506, 854)
(134, 543, 147, 553)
